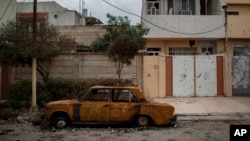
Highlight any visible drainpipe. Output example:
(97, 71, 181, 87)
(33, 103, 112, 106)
(222, 4, 228, 52)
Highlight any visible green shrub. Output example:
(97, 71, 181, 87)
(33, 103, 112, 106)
(0, 107, 18, 120)
(7, 78, 133, 109)
(7, 80, 32, 109)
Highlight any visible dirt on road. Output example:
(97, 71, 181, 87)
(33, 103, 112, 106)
(1, 119, 249, 141)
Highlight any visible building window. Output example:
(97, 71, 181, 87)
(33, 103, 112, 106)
(169, 0, 194, 15)
(233, 46, 250, 56)
(147, 0, 160, 15)
(169, 48, 197, 55)
(21, 20, 45, 33)
(201, 47, 214, 55)
(147, 48, 161, 56)
(200, 0, 213, 15)
(227, 11, 239, 16)
(199, 41, 216, 55)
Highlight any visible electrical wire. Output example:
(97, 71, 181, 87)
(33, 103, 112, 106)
(0, 0, 13, 20)
(102, 0, 225, 35)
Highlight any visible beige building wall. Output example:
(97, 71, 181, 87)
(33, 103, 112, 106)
(57, 25, 106, 47)
(227, 4, 250, 38)
(223, 1, 250, 96)
(143, 56, 159, 100)
(146, 39, 224, 55)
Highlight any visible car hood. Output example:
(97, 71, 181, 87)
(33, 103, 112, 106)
(46, 99, 80, 105)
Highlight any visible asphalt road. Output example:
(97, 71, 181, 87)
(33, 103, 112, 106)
(1, 119, 249, 141)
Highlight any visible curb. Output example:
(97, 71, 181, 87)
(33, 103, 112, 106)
(175, 112, 250, 121)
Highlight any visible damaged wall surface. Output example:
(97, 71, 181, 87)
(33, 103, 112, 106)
(143, 55, 224, 99)
(232, 56, 250, 95)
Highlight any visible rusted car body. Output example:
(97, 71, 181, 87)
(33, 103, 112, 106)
(44, 86, 175, 128)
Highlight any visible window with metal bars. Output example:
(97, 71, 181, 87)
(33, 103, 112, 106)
(169, 48, 197, 55)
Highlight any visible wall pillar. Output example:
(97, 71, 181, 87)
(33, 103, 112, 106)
(158, 54, 166, 97)
(224, 46, 233, 96)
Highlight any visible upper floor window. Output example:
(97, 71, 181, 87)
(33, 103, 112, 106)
(168, 0, 194, 15)
(21, 19, 45, 33)
(147, 0, 160, 15)
(17, 12, 47, 34)
(227, 11, 239, 16)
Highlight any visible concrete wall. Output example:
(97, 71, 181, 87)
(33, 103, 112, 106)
(57, 25, 106, 47)
(10, 54, 143, 88)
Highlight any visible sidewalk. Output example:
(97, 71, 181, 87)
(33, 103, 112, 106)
(152, 97, 250, 121)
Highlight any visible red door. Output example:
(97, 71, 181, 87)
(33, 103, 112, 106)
(1, 64, 9, 100)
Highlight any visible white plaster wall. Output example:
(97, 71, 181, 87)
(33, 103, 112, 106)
(195, 55, 217, 96)
(144, 15, 224, 38)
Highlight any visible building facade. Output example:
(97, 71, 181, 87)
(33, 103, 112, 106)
(224, 0, 250, 95)
(142, 0, 249, 98)
(16, 1, 84, 26)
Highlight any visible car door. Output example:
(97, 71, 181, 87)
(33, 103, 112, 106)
(110, 89, 140, 122)
(79, 88, 111, 123)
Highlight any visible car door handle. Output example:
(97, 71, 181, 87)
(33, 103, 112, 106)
(103, 104, 109, 107)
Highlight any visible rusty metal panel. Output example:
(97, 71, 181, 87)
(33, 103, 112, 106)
(217, 56, 224, 96)
(165, 56, 173, 96)
(196, 55, 217, 96)
(172, 56, 194, 97)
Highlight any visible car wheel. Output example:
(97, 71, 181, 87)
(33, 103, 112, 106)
(53, 115, 69, 129)
(136, 115, 150, 127)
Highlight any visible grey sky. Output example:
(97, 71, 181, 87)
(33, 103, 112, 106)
(17, 0, 142, 25)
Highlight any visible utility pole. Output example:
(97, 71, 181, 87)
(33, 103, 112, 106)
(222, 4, 232, 97)
(222, 4, 228, 51)
(30, 0, 38, 112)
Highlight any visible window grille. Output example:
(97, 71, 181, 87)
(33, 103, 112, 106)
(169, 48, 197, 55)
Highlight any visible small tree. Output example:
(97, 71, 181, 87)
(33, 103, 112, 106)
(0, 21, 74, 83)
(90, 14, 149, 52)
(108, 37, 139, 85)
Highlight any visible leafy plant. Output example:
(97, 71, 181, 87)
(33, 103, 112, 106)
(7, 78, 133, 109)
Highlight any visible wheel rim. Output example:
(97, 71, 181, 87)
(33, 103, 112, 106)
(56, 119, 66, 129)
(138, 116, 148, 126)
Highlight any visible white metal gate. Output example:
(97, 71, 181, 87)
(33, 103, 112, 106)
(172, 55, 218, 97)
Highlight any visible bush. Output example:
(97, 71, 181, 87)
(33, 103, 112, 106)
(0, 107, 18, 120)
(7, 78, 133, 109)
(7, 80, 32, 109)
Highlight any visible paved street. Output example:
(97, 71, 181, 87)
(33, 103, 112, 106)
(152, 97, 250, 121)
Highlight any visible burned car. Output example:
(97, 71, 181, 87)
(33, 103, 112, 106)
(44, 86, 175, 128)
